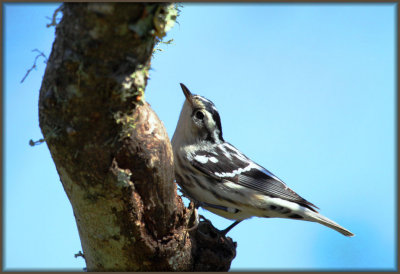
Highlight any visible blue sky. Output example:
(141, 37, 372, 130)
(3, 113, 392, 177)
(3, 3, 396, 271)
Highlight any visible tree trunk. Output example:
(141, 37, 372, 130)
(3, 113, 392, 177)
(38, 3, 236, 271)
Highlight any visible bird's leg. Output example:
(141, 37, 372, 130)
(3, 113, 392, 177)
(220, 220, 242, 235)
(196, 201, 242, 235)
(199, 214, 212, 224)
(185, 199, 242, 235)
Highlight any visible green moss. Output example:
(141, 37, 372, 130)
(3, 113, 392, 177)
(153, 4, 178, 39)
(114, 111, 137, 140)
(116, 168, 133, 188)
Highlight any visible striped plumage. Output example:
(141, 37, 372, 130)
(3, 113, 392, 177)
(172, 83, 354, 237)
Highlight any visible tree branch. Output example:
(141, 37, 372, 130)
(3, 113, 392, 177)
(38, 3, 236, 271)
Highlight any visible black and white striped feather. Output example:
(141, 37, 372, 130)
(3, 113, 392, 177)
(189, 142, 319, 212)
(172, 83, 354, 237)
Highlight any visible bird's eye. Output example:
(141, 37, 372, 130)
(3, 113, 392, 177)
(195, 111, 205, 120)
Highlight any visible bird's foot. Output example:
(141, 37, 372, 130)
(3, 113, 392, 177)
(220, 220, 242, 236)
(199, 214, 212, 224)
(198, 216, 241, 237)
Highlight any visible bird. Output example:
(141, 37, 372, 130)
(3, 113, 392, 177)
(171, 83, 354, 237)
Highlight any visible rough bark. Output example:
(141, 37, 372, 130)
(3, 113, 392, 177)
(38, 3, 236, 271)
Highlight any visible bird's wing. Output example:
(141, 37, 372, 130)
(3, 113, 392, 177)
(190, 143, 318, 212)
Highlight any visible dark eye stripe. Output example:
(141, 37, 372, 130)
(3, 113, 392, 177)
(192, 97, 224, 142)
(203, 104, 223, 142)
(211, 110, 223, 141)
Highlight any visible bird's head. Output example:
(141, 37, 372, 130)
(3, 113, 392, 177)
(172, 83, 224, 146)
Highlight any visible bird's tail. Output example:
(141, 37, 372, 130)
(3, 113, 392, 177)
(306, 211, 354, 237)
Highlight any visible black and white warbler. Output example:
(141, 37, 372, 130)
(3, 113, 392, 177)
(172, 83, 354, 237)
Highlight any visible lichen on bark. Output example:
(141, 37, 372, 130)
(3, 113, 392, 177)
(38, 3, 236, 271)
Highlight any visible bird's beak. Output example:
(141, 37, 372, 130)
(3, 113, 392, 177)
(180, 83, 193, 106)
